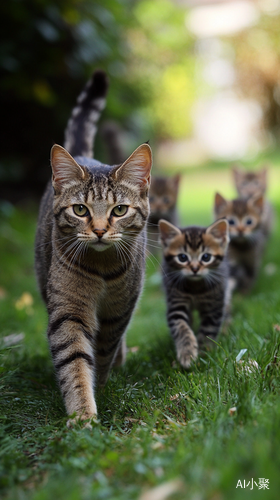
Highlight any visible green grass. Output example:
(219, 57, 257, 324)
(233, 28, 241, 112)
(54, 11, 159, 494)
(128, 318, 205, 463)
(1, 158, 280, 500)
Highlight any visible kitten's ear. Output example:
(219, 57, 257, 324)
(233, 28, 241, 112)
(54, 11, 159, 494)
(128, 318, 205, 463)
(232, 165, 242, 182)
(248, 193, 264, 213)
(172, 174, 181, 194)
(159, 219, 181, 247)
(260, 166, 268, 185)
(111, 143, 152, 191)
(206, 219, 229, 246)
(214, 192, 227, 213)
(51, 144, 87, 192)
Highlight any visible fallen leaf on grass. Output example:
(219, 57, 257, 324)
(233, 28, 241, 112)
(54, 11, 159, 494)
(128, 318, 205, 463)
(264, 263, 277, 276)
(151, 442, 164, 451)
(237, 359, 259, 374)
(139, 479, 184, 500)
(129, 346, 139, 353)
(2, 332, 25, 346)
(170, 394, 179, 401)
(228, 407, 237, 416)
(273, 324, 280, 332)
(125, 417, 139, 423)
(15, 292, 34, 315)
(125, 417, 147, 426)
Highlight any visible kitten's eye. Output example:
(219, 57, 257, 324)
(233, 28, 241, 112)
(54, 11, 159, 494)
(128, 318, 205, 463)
(245, 218, 253, 225)
(228, 218, 235, 226)
(178, 253, 188, 263)
(73, 204, 89, 217)
(201, 253, 211, 263)
(112, 205, 128, 217)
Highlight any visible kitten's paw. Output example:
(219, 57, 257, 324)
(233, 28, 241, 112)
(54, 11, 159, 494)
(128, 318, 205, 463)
(176, 338, 198, 369)
(67, 413, 98, 430)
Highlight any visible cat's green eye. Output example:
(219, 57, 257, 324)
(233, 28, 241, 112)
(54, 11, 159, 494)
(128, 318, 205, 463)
(73, 204, 89, 217)
(112, 205, 128, 217)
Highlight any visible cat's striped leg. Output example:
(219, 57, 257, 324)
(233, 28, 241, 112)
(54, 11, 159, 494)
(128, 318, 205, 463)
(167, 301, 198, 369)
(197, 300, 224, 351)
(47, 315, 97, 427)
(96, 315, 132, 386)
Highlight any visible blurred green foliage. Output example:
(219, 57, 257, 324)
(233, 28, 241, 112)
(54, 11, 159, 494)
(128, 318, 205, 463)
(229, 11, 280, 138)
(0, 0, 200, 189)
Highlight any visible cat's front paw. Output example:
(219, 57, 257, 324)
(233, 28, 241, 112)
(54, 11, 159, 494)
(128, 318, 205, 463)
(67, 413, 98, 430)
(176, 336, 198, 369)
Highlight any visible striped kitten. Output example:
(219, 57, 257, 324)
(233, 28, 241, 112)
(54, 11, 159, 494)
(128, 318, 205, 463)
(232, 165, 274, 237)
(214, 192, 266, 293)
(147, 174, 180, 255)
(159, 219, 230, 368)
(35, 70, 152, 427)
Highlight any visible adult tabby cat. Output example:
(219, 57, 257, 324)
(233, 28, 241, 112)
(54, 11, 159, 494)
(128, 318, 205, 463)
(214, 192, 266, 292)
(159, 218, 230, 368)
(35, 70, 152, 426)
(232, 165, 273, 237)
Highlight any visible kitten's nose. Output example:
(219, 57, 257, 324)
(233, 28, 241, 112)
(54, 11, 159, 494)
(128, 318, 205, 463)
(191, 265, 199, 274)
(93, 229, 107, 239)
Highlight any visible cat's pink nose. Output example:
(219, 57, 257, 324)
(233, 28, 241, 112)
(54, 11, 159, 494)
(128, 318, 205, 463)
(93, 229, 107, 239)
(191, 265, 199, 274)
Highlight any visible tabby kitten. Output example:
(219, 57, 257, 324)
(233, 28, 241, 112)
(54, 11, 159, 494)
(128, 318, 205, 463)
(35, 70, 152, 426)
(147, 174, 180, 255)
(159, 218, 230, 368)
(214, 192, 266, 293)
(232, 165, 273, 237)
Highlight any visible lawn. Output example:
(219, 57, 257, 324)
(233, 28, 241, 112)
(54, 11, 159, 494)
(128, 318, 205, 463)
(1, 155, 280, 500)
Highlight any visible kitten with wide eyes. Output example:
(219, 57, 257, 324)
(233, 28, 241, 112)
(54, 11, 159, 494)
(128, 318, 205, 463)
(214, 192, 266, 293)
(159, 218, 230, 368)
(35, 71, 152, 427)
(232, 166, 274, 238)
(147, 174, 180, 255)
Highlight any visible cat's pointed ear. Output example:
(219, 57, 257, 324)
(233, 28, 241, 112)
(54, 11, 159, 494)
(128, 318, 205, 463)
(172, 174, 181, 192)
(51, 144, 87, 192)
(214, 192, 227, 213)
(232, 164, 242, 181)
(111, 143, 152, 191)
(260, 165, 268, 184)
(206, 218, 229, 246)
(248, 193, 264, 213)
(159, 219, 181, 247)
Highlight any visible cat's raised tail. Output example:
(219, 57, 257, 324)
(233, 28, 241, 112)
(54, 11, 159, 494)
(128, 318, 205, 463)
(64, 69, 109, 158)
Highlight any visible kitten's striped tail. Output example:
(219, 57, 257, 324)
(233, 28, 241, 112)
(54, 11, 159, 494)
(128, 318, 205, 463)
(64, 70, 109, 158)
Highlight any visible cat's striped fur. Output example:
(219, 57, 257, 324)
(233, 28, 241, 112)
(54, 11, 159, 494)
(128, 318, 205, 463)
(214, 192, 266, 293)
(35, 70, 152, 426)
(159, 219, 230, 368)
